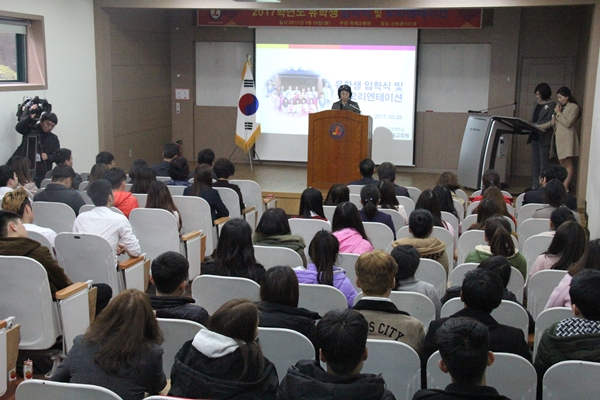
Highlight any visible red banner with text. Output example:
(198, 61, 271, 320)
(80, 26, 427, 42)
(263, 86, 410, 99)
(197, 9, 482, 29)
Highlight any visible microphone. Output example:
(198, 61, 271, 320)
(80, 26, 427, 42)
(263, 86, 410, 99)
(340, 102, 344, 110)
(348, 103, 361, 114)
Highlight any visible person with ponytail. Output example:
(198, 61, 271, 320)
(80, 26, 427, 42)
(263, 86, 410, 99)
(465, 216, 527, 279)
(294, 230, 357, 307)
(529, 221, 586, 279)
(169, 299, 278, 399)
(358, 184, 395, 239)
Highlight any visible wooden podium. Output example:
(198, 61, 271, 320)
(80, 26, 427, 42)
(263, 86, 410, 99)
(307, 110, 372, 190)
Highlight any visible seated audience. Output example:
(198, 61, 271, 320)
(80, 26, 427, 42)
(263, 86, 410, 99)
(146, 181, 182, 231)
(73, 179, 141, 266)
(33, 165, 85, 215)
(295, 229, 357, 307)
(184, 164, 228, 223)
(469, 169, 512, 205)
(212, 157, 245, 213)
(8, 156, 38, 194)
(359, 184, 396, 239)
(529, 221, 586, 279)
(423, 269, 531, 364)
(433, 184, 461, 223)
(130, 167, 156, 194)
(0, 165, 18, 199)
(465, 216, 526, 279)
(523, 164, 577, 210)
(536, 269, 600, 378)
(391, 245, 441, 317)
(88, 163, 110, 184)
(149, 251, 209, 325)
(44, 148, 82, 189)
(532, 179, 570, 219)
(252, 207, 307, 267)
(377, 161, 409, 198)
(104, 167, 139, 217)
(413, 317, 510, 400)
(545, 238, 600, 309)
(353, 250, 425, 353)
(378, 178, 408, 222)
(393, 209, 449, 274)
(296, 187, 327, 220)
(332, 202, 374, 255)
(52, 289, 166, 400)
(348, 158, 379, 186)
(96, 151, 116, 167)
(539, 206, 577, 236)
(257, 266, 320, 353)
(278, 309, 395, 400)
(127, 159, 148, 183)
(150, 143, 179, 177)
(169, 299, 278, 399)
(2, 188, 57, 249)
(468, 199, 503, 231)
(478, 186, 515, 225)
(415, 189, 454, 238)
(323, 183, 349, 206)
(436, 171, 465, 208)
(197, 147, 218, 180)
(165, 157, 191, 187)
(201, 218, 265, 284)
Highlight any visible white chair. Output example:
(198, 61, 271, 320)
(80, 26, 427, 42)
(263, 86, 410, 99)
(440, 297, 464, 318)
(156, 176, 170, 182)
(132, 193, 147, 208)
(173, 195, 220, 261)
(517, 203, 546, 229)
(79, 172, 89, 182)
(130, 208, 202, 278)
(396, 225, 410, 240)
(349, 193, 362, 209)
(79, 205, 124, 215)
(441, 211, 459, 242)
(258, 327, 315, 382)
(492, 300, 529, 338)
(455, 189, 469, 205)
(363, 221, 394, 252)
(27, 230, 54, 257)
(427, 351, 536, 400)
(471, 189, 482, 197)
(40, 178, 52, 189)
(55, 233, 146, 296)
(518, 218, 551, 249)
(542, 360, 600, 400)
(32, 201, 76, 234)
(338, 253, 360, 289)
(156, 318, 204, 377)
(406, 186, 421, 201)
(80, 190, 93, 205)
(323, 205, 336, 222)
(389, 291, 436, 330)
(363, 339, 421, 399)
(506, 203, 516, 216)
(298, 284, 348, 315)
(448, 262, 479, 286)
(431, 226, 454, 272)
(288, 218, 331, 256)
(415, 258, 447, 298)
(230, 179, 272, 226)
(378, 208, 405, 230)
(453, 198, 465, 221)
(125, 183, 132, 192)
(215, 186, 257, 229)
(527, 269, 568, 319)
(0, 319, 8, 397)
(253, 245, 304, 269)
(78, 180, 89, 191)
(167, 185, 186, 196)
(523, 234, 553, 277)
(466, 201, 480, 215)
(462, 214, 478, 229)
(347, 184, 364, 195)
(397, 196, 415, 215)
(16, 380, 123, 400)
(457, 230, 486, 265)
(504, 215, 516, 232)
(515, 192, 525, 213)
(0, 256, 90, 360)
(191, 275, 260, 315)
(507, 266, 525, 303)
(533, 307, 573, 360)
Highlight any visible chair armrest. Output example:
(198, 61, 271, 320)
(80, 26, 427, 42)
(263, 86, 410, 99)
(263, 195, 276, 206)
(242, 206, 256, 215)
(181, 230, 201, 241)
(118, 255, 145, 270)
(214, 216, 230, 226)
(55, 282, 88, 300)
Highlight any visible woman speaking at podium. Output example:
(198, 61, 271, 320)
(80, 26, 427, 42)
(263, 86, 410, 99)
(331, 84, 361, 114)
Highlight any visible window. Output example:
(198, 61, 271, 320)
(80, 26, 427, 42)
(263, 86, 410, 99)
(0, 19, 28, 82)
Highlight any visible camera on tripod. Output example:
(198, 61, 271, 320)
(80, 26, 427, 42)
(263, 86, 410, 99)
(16, 96, 52, 122)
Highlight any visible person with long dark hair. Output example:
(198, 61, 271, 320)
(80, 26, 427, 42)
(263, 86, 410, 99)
(377, 178, 408, 222)
(296, 187, 327, 220)
(52, 289, 166, 400)
(331, 202, 373, 255)
(169, 299, 278, 399)
(468, 198, 503, 231)
(7, 155, 37, 195)
(130, 167, 156, 194)
(252, 208, 307, 267)
(358, 184, 395, 239)
(436, 171, 464, 209)
(128, 159, 148, 183)
(202, 218, 265, 284)
(432, 184, 460, 222)
(88, 163, 110, 185)
(184, 164, 228, 223)
(415, 189, 454, 238)
(532, 179, 568, 219)
(295, 230, 357, 307)
(529, 83, 557, 190)
(146, 181, 182, 231)
(323, 184, 349, 206)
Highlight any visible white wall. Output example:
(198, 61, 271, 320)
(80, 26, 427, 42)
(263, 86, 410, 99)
(0, 0, 98, 173)
(587, 51, 600, 239)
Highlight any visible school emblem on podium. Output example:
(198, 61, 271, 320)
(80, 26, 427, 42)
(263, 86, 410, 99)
(329, 123, 345, 139)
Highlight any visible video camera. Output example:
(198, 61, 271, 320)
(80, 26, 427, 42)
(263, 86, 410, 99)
(16, 96, 52, 121)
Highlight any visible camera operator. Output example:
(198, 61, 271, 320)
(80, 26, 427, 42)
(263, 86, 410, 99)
(13, 104, 60, 186)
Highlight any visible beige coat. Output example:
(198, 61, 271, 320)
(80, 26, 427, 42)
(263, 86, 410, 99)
(539, 102, 580, 159)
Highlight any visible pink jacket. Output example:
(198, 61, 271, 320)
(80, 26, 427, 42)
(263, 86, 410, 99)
(332, 228, 373, 255)
(529, 254, 561, 279)
(545, 274, 572, 309)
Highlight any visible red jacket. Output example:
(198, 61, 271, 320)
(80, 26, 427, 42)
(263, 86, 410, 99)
(113, 191, 139, 218)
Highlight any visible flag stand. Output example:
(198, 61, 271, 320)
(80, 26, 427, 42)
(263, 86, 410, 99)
(228, 144, 262, 171)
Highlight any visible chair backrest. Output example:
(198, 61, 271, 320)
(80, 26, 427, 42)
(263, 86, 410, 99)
(527, 269, 568, 319)
(543, 360, 600, 400)
(349, 193, 362, 209)
(78, 181, 89, 191)
(26, 230, 54, 256)
(167, 185, 186, 196)
(448, 263, 479, 286)
(471, 189, 482, 197)
(80, 190, 93, 205)
(40, 178, 52, 189)
(156, 176, 170, 182)
(462, 214, 478, 229)
(406, 186, 421, 201)
(191, 275, 260, 315)
(173, 195, 216, 254)
(533, 307, 573, 360)
(397, 196, 415, 215)
(129, 208, 180, 262)
(156, 318, 204, 378)
(415, 258, 447, 298)
(396, 225, 410, 240)
(363, 221, 394, 252)
(440, 297, 464, 318)
(337, 253, 360, 290)
(125, 183, 132, 192)
(492, 300, 529, 338)
(132, 193, 147, 208)
(0, 256, 60, 350)
(427, 351, 536, 400)
(16, 380, 123, 400)
(363, 339, 421, 399)
(389, 291, 436, 329)
(523, 234, 553, 277)
(507, 266, 525, 303)
(257, 327, 315, 382)
(378, 208, 405, 230)
(453, 198, 465, 221)
(515, 192, 525, 213)
(253, 245, 304, 269)
(466, 201, 480, 215)
(504, 215, 516, 231)
(441, 211, 459, 241)
(517, 203, 546, 229)
(55, 233, 121, 296)
(214, 186, 241, 219)
(288, 218, 331, 256)
(431, 226, 454, 272)
(229, 179, 264, 223)
(32, 201, 76, 234)
(455, 189, 469, 204)
(323, 205, 336, 222)
(506, 203, 515, 216)
(79, 172, 90, 182)
(347, 184, 364, 195)
(518, 218, 551, 249)
(457, 230, 486, 265)
(298, 284, 348, 316)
